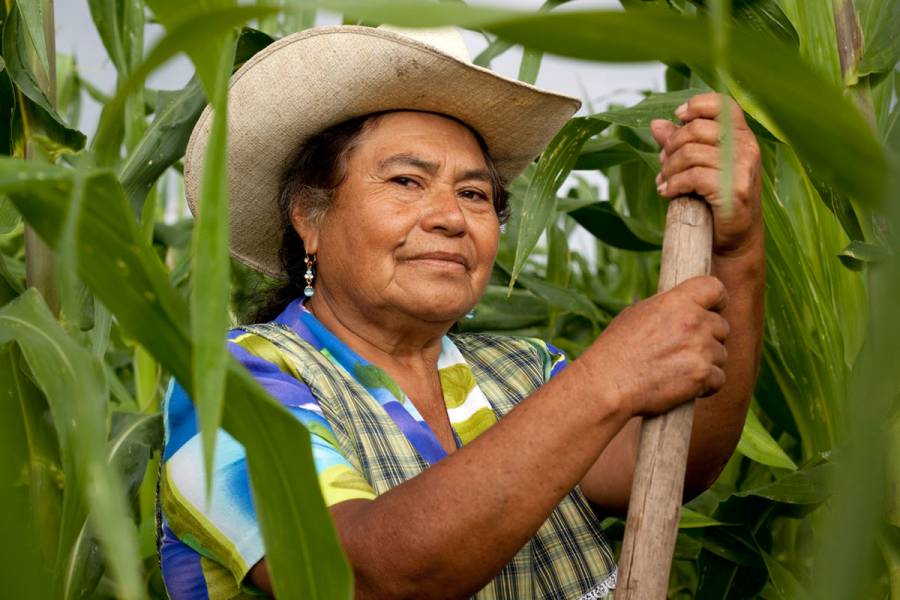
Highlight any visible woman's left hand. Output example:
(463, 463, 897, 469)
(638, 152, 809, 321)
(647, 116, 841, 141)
(650, 92, 762, 257)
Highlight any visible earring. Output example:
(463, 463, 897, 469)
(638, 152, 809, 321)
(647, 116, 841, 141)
(303, 254, 316, 298)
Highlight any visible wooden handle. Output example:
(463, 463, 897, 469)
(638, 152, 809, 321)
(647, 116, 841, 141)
(617, 196, 713, 599)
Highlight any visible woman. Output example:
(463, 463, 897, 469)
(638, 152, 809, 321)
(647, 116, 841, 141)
(159, 25, 764, 600)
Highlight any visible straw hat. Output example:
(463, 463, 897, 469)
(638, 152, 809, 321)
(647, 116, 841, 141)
(184, 25, 581, 279)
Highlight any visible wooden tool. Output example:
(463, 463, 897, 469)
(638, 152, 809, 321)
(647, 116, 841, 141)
(617, 195, 714, 599)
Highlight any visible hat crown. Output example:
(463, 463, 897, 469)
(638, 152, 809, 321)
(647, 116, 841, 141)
(376, 25, 472, 63)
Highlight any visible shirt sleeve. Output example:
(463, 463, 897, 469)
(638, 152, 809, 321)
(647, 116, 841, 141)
(521, 337, 569, 381)
(159, 329, 376, 594)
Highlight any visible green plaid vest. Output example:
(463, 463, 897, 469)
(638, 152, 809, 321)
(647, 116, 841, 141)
(243, 324, 618, 599)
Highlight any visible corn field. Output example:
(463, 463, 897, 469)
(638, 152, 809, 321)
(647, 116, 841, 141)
(0, 0, 897, 598)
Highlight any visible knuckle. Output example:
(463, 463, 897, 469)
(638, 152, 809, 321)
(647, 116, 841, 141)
(692, 357, 712, 382)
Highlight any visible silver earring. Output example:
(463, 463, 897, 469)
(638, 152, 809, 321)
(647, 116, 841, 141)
(465, 308, 477, 320)
(303, 254, 316, 298)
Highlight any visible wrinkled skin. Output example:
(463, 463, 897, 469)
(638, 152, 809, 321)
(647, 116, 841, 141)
(250, 103, 765, 599)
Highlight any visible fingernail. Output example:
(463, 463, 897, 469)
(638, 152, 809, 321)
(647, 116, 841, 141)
(657, 181, 668, 195)
(655, 173, 662, 185)
(675, 103, 688, 119)
(659, 149, 666, 162)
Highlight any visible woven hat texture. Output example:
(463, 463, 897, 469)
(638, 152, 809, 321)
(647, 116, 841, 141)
(184, 25, 581, 279)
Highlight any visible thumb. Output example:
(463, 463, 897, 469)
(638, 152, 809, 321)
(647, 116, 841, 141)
(650, 118, 677, 148)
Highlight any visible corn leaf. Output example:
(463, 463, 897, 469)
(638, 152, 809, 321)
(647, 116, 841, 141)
(119, 28, 273, 213)
(569, 201, 662, 251)
(60, 412, 163, 600)
(87, 0, 129, 73)
(93, 4, 279, 166)
(322, 1, 887, 205)
(679, 507, 725, 529)
(736, 408, 798, 471)
(509, 117, 607, 290)
(0, 158, 352, 599)
(856, 0, 900, 78)
(13, 0, 50, 78)
(0, 290, 143, 600)
(735, 461, 834, 504)
(1, 4, 85, 151)
(0, 346, 54, 599)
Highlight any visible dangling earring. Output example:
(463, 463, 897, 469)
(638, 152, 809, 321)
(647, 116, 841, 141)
(303, 254, 316, 298)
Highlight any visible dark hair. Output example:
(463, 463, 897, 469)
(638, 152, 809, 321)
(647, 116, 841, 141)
(248, 110, 510, 323)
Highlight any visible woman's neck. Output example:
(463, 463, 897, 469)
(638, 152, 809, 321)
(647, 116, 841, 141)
(304, 289, 449, 375)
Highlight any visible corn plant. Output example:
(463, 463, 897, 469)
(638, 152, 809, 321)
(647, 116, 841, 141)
(0, 1, 896, 599)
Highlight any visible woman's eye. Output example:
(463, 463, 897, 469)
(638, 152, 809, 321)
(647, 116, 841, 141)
(460, 189, 490, 201)
(391, 176, 416, 187)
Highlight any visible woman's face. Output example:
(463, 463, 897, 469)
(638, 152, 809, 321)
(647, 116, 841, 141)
(297, 111, 501, 325)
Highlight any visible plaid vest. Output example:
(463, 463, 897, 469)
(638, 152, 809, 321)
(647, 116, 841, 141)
(242, 324, 618, 599)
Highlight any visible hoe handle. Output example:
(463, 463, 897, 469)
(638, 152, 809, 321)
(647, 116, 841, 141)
(617, 195, 713, 599)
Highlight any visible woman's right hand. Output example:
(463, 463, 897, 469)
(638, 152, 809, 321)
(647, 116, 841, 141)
(584, 275, 730, 417)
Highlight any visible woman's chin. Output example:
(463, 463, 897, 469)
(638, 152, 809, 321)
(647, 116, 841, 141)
(395, 296, 474, 324)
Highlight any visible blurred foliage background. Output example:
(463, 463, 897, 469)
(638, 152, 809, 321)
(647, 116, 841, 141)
(0, 0, 897, 598)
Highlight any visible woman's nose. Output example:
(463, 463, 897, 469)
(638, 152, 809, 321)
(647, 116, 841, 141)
(420, 186, 466, 236)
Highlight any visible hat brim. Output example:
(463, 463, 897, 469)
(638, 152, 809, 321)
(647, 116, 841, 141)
(184, 25, 581, 280)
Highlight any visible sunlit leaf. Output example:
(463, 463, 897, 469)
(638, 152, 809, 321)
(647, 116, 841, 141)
(736, 408, 798, 471)
(679, 507, 725, 529)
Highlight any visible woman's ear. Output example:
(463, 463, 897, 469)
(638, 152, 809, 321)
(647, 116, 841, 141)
(291, 203, 320, 254)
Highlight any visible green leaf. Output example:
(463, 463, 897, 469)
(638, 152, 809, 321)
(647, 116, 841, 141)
(0, 290, 143, 600)
(518, 47, 542, 85)
(760, 548, 812, 600)
(458, 285, 549, 331)
(93, 4, 280, 165)
(322, 2, 888, 205)
(574, 138, 658, 171)
(119, 27, 274, 215)
(736, 408, 798, 470)
(591, 88, 703, 128)
(857, 0, 900, 78)
(189, 32, 235, 495)
(733, 0, 798, 47)
(736, 461, 835, 504)
(0, 60, 16, 157)
(60, 412, 163, 600)
(569, 201, 663, 251)
(3, 344, 63, 569)
(512, 270, 603, 325)
(1, 4, 85, 152)
(679, 507, 725, 529)
(0, 159, 353, 598)
(837, 240, 892, 270)
(0, 194, 20, 234)
(545, 220, 569, 287)
(0, 345, 55, 599)
(88, 0, 129, 72)
(509, 117, 607, 290)
(13, 0, 50, 79)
